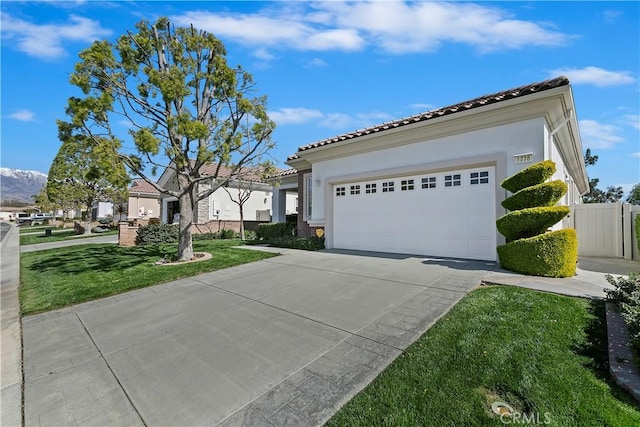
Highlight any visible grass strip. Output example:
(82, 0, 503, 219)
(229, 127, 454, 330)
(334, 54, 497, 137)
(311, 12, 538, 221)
(328, 286, 640, 426)
(20, 229, 118, 245)
(20, 240, 277, 315)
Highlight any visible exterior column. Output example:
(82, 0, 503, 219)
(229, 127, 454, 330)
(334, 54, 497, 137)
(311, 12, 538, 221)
(272, 188, 287, 223)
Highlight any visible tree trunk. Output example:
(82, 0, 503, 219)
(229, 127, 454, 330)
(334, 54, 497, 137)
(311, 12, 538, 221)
(177, 192, 194, 261)
(84, 210, 92, 235)
(239, 206, 245, 241)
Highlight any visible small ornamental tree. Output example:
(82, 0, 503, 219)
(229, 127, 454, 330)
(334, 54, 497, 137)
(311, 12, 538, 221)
(496, 160, 577, 278)
(59, 17, 276, 260)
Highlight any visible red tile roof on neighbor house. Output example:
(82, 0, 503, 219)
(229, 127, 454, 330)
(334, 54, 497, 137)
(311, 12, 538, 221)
(129, 179, 160, 195)
(287, 76, 570, 161)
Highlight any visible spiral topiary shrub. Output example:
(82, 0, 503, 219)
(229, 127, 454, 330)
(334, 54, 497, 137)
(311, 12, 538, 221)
(501, 160, 556, 193)
(497, 229, 578, 278)
(501, 180, 567, 211)
(496, 206, 571, 241)
(497, 160, 576, 278)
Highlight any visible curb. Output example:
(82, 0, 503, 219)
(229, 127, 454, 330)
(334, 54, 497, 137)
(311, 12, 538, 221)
(605, 302, 640, 403)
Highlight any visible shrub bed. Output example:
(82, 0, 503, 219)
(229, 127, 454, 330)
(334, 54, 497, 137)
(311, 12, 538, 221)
(136, 223, 179, 245)
(257, 222, 295, 240)
(605, 273, 640, 351)
(496, 229, 577, 277)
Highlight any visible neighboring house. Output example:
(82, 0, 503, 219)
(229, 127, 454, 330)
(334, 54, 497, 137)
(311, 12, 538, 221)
(91, 201, 113, 221)
(156, 164, 297, 232)
(128, 178, 161, 219)
(285, 76, 588, 262)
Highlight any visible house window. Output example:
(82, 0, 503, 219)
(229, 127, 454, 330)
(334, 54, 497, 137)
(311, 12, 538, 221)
(350, 185, 361, 195)
(365, 183, 377, 194)
(470, 171, 490, 185)
(304, 173, 312, 219)
(336, 186, 346, 197)
(401, 179, 414, 191)
(421, 177, 436, 189)
(444, 174, 461, 187)
(382, 181, 395, 192)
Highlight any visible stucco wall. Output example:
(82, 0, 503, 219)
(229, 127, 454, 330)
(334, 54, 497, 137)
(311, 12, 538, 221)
(309, 117, 547, 226)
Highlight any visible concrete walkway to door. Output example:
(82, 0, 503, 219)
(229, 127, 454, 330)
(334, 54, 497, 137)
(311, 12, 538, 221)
(22, 248, 497, 426)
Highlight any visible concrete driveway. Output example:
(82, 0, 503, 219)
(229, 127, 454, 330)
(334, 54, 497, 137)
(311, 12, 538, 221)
(23, 248, 497, 426)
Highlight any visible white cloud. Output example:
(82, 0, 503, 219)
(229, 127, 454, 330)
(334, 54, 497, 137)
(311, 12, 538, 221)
(305, 58, 328, 68)
(269, 108, 324, 125)
(603, 10, 623, 22)
(410, 103, 435, 111)
(631, 152, 640, 158)
(1, 13, 111, 59)
(171, 2, 571, 55)
(579, 119, 625, 149)
(269, 107, 393, 130)
(549, 66, 636, 87)
(253, 48, 275, 61)
(9, 109, 35, 121)
(622, 114, 640, 130)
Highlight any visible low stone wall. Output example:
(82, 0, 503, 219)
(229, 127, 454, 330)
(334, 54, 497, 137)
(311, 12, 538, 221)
(192, 220, 268, 234)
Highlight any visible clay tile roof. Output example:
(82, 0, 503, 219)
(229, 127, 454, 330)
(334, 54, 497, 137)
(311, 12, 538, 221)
(129, 179, 160, 195)
(287, 76, 569, 161)
(270, 168, 298, 178)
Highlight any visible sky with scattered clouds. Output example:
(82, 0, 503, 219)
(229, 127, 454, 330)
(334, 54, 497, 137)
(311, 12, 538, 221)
(1, 1, 638, 196)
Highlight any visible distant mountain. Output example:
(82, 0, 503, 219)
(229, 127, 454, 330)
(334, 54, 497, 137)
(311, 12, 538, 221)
(0, 168, 48, 203)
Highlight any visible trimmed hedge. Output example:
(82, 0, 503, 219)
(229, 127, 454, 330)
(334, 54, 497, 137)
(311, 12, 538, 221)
(496, 206, 570, 241)
(136, 223, 179, 245)
(500, 160, 556, 193)
(501, 180, 567, 211)
(496, 229, 577, 277)
(268, 236, 325, 251)
(257, 222, 295, 240)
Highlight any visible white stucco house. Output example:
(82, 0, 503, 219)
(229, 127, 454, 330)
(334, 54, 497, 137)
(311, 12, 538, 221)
(282, 76, 588, 261)
(155, 164, 297, 232)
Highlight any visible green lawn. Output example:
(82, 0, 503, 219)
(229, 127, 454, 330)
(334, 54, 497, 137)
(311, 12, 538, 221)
(20, 240, 277, 315)
(20, 229, 118, 245)
(19, 225, 56, 234)
(328, 286, 640, 427)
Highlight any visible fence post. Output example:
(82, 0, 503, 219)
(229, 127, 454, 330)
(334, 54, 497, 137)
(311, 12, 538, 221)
(623, 203, 632, 260)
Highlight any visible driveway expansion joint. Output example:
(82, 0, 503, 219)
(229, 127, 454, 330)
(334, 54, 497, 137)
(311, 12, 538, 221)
(74, 312, 147, 426)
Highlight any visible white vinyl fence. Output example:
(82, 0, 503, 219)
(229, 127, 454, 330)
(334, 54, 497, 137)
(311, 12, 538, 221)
(571, 203, 640, 260)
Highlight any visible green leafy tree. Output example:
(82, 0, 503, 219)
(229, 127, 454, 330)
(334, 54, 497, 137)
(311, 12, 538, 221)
(581, 148, 624, 203)
(60, 17, 275, 260)
(48, 134, 128, 234)
(626, 183, 640, 205)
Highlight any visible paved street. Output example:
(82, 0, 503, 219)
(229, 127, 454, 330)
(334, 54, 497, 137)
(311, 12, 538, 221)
(22, 248, 496, 426)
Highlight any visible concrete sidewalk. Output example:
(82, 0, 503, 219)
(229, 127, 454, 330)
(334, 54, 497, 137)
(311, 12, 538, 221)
(20, 234, 118, 253)
(482, 256, 639, 299)
(1, 223, 22, 427)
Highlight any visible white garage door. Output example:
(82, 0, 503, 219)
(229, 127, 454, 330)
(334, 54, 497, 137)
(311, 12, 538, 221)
(333, 166, 497, 261)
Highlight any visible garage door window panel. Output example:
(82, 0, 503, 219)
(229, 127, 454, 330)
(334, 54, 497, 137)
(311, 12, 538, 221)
(421, 177, 436, 189)
(350, 185, 361, 195)
(444, 174, 461, 187)
(382, 181, 395, 192)
(470, 171, 490, 185)
(365, 183, 377, 194)
(336, 187, 346, 197)
(401, 179, 415, 191)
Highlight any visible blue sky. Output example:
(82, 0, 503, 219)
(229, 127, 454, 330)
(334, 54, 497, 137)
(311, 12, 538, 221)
(1, 1, 639, 196)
